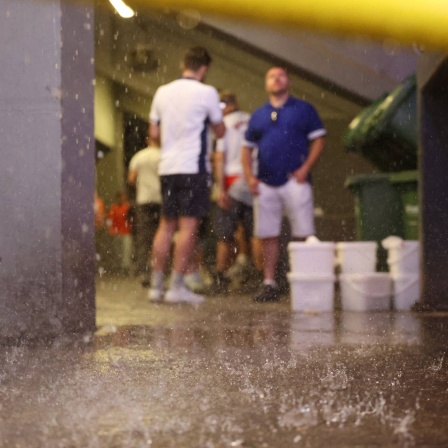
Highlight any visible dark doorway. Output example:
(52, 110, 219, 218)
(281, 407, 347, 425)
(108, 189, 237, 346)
(123, 113, 149, 168)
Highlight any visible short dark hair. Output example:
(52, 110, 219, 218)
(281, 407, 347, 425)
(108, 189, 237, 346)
(220, 90, 238, 106)
(183, 47, 212, 71)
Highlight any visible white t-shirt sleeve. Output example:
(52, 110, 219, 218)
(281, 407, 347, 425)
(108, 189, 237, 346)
(206, 88, 223, 125)
(308, 129, 327, 140)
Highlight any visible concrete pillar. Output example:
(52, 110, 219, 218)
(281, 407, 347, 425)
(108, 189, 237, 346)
(418, 54, 448, 311)
(0, 0, 96, 338)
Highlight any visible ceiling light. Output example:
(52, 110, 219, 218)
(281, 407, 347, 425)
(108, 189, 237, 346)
(109, 0, 135, 18)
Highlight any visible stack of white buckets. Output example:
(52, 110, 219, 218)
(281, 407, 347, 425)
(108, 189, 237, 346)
(287, 240, 336, 312)
(287, 238, 420, 312)
(337, 242, 391, 311)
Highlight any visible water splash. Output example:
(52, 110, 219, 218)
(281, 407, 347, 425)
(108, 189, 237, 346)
(429, 352, 445, 372)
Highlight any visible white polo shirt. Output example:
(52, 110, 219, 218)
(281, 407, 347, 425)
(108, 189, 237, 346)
(149, 78, 223, 176)
(128, 146, 162, 205)
(216, 110, 250, 177)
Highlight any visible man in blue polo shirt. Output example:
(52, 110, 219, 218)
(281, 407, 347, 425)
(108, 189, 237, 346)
(242, 66, 326, 302)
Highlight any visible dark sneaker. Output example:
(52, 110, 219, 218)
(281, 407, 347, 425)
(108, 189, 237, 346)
(204, 273, 231, 296)
(138, 273, 150, 288)
(253, 284, 280, 302)
(235, 269, 262, 294)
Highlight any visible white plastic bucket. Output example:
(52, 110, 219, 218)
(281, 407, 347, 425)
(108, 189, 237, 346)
(287, 242, 336, 274)
(336, 241, 377, 274)
(340, 273, 392, 311)
(392, 273, 420, 311)
(287, 272, 335, 312)
(386, 240, 419, 275)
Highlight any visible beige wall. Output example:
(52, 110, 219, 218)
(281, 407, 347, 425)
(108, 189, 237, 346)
(95, 76, 116, 148)
(94, 76, 125, 205)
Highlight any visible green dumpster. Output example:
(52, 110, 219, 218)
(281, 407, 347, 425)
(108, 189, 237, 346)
(344, 95, 386, 152)
(389, 170, 419, 240)
(346, 171, 419, 270)
(344, 75, 417, 172)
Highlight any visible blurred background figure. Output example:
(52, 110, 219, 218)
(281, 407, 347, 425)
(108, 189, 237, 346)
(127, 138, 162, 287)
(208, 91, 254, 294)
(94, 191, 108, 275)
(106, 191, 133, 274)
(94, 191, 106, 229)
(226, 178, 264, 292)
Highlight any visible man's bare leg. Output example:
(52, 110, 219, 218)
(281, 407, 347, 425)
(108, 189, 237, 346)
(216, 241, 235, 273)
(165, 217, 205, 303)
(261, 237, 279, 283)
(254, 236, 280, 302)
(251, 237, 264, 272)
(151, 218, 177, 272)
(172, 216, 200, 275)
(148, 218, 177, 299)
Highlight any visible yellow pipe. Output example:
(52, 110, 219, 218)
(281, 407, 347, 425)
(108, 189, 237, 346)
(128, 0, 448, 50)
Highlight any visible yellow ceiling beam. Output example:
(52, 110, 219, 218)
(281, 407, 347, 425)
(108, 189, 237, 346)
(128, 0, 448, 50)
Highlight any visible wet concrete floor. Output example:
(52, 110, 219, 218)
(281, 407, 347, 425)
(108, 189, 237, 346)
(1, 277, 448, 447)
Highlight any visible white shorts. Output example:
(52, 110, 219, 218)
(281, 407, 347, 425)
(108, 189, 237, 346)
(254, 179, 315, 239)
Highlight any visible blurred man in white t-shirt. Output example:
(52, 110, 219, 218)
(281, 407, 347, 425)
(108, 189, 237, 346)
(127, 139, 162, 286)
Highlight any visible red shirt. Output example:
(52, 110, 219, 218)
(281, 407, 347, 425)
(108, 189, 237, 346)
(107, 202, 131, 235)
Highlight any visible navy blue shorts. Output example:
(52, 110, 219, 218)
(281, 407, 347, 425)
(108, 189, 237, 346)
(161, 174, 211, 219)
(214, 198, 253, 242)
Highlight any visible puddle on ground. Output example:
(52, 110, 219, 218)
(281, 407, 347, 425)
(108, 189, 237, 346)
(1, 286, 447, 447)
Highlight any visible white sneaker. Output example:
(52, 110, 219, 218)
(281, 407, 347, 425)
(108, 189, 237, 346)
(148, 287, 163, 302)
(164, 285, 205, 304)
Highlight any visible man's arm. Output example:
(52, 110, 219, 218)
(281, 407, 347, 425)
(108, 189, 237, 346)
(127, 169, 138, 186)
(149, 123, 161, 147)
(211, 121, 226, 139)
(214, 151, 225, 194)
(292, 136, 325, 183)
(241, 145, 259, 195)
(214, 151, 231, 209)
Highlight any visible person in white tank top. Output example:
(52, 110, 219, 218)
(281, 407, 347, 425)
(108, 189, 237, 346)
(207, 92, 254, 294)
